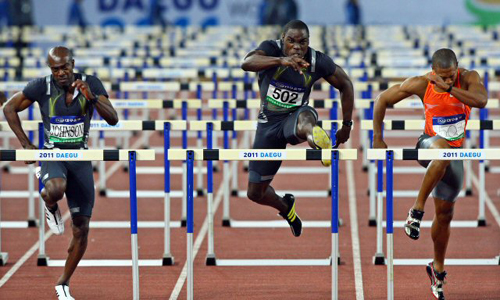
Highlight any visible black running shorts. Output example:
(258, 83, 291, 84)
(249, 106, 318, 183)
(40, 161, 95, 217)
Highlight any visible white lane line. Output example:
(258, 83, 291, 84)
(0, 211, 71, 288)
(169, 177, 225, 300)
(0, 138, 143, 287)
(346, 140, 365, 300)
(471, 172, 500, 227)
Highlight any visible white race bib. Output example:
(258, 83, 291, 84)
(432, 114, 466, 141)
(49, 116, 85, 143)
(266, 80, 305, 108)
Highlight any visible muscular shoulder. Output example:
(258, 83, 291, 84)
(399, 75, 428, 94)
(459, 68, 482, 85)
(22, 77, 47, 101)
(314, 50, 336, 77)
(255, 40, 281, 57)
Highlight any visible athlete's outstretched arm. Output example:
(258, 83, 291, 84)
(373, 76, 425, 148)
(324, 65, 354, 146)
(241, 50, 309, 74)
(3, 92, 36, 149)
(428, 70, 487, 108)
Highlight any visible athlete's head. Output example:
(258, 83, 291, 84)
(47, 46, 75, 88)
(281, 20, 309, 59)
(432, 48, 459, 86)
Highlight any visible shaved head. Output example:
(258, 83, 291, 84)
(47, 46, 73, 65)
(431, 48, 458, 70)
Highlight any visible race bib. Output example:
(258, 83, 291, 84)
(49, 116, 85, 143)
(266, 80, 305, 108)
(432, 114, 466, 141)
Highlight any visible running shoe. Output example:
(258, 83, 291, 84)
(278, 194, 302, 237)
(45, 203, 64, 235)
(55, 284, 75, 300)
(426, 262, 447, 300)
(404, 208, 424, 240)
(312, 125, 332, 167)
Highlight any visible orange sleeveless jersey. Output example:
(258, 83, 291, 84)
(423, 70, 471, 147)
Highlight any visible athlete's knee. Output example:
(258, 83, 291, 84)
(71, 217, 90, 241)
(44, 180, 66, 201)
(247, 187, 264, 202)
(297, 111, 316, 132)
(436, 206, 454, 225)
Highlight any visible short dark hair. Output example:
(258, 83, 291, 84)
(431, 48, 458, 69)
(282, 20, 309, 37)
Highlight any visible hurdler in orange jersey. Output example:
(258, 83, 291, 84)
(372, 49, 487, 300)
(423, 69, 471, 148)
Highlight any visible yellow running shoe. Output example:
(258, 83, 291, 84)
(312, 125, 332, 167)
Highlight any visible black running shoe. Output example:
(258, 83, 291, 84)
(426, 262, 447, 300)
(279, 194, 302, 237)
(404, 208, 424, 240)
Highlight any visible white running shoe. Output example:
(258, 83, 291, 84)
(45, 204, 64, 235)
(55, 284, 75, 300)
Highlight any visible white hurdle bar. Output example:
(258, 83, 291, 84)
(168, 148, 357, 300)
(367, 148, 500, 300)
(0, 149, 154, 300)
(189, 120, 348, 228)
(361, 119, 500, 227)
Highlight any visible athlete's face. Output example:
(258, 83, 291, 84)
(47, 55, 75, 88)
(282, 28, 309, 59)
(433, 65, 458, 87)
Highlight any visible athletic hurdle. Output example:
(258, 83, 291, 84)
(190, 120, 347, 228)
(168, 148, 357, 300)
(361, 119, 499, 228)
(367, 148, 500, 300)
(0, 149, 154, 300)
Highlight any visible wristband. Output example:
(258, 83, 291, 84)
(342, 120, 353, 127)
(89, 93, 99, 105)
(446, 85, 453, 93)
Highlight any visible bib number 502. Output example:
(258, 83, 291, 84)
(273, 88, 298, 104)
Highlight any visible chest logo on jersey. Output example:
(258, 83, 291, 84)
(49, 116, 85, 143)
(266, 80, 306, 109)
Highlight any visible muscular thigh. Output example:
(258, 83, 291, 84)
(65, 161, 95, 217)
(416, 134, 463, 202)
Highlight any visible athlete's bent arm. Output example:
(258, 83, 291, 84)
(241, 50, 309, 74)
(3, 92, 36, 149)
(373, 77, 425, 148)
(72, 79, 119, 125)
(432, 70, 487, 108)
(324, 66, 354, 146)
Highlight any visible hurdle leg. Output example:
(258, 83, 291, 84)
(374, 160, 385, 264)
(331, 151, 339, 300)
(163, 122, 174, 265)
(27, 164, 37, 227)
(0, 196, 9, 266)
(37, 123, 48, 266)
(465, 137, 472, 195)
(128, 151, 140, 300)
(186, 151, 195, 300)
(222, 161, 230, 226)
(368, 160, 376, 226)
(386, 151, 394, 300)
(231, 137, 238, 196)
(478, 160, 486, 226)
(181, 162, 187, 227)
(196, 137, 204, 196)
(205, 124, 216, 265)
(122, 131, 131, 172)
